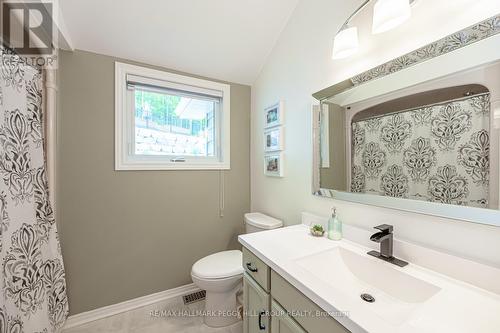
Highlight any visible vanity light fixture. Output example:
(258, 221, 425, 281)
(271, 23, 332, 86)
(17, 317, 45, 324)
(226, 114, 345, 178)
(332, 0, 415, 59)
(332, 25, 359, 60)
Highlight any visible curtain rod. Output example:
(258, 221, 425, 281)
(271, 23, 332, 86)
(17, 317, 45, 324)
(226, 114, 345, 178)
(351, 91, 490, 123)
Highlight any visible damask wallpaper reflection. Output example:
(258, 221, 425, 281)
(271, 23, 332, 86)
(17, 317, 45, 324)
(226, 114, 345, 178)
(351, 94, 490, 208)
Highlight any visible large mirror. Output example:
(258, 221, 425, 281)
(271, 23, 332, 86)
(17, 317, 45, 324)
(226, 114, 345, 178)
(312, 15, 500, 226)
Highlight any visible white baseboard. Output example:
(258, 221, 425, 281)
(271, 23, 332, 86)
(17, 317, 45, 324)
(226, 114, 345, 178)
(63, 283, 200, 330)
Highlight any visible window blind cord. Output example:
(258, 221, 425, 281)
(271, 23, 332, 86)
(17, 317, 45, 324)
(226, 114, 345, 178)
(219, 170, 225, 218)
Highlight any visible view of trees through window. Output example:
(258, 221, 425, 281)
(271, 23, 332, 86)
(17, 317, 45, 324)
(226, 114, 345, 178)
(134, 89, 215, 156)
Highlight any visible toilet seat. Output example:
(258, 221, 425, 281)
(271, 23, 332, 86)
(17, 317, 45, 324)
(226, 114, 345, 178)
(191, 250, 243, 280)
(190, 213, 282, 328)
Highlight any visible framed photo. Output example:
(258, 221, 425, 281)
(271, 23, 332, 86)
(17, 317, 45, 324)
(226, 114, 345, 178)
(264, 153, 284, 177)
(264, 101, 284, 128)
(264, 127, 284, 152)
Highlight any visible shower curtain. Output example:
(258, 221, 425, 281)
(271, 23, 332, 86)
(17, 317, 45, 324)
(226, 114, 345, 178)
(351, 93, 490, 208)
(0, 47, 68, 332)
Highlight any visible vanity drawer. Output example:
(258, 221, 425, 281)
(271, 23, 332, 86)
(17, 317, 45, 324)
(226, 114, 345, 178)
(243, 247, 270, 292)
(271, 270, 350, 333)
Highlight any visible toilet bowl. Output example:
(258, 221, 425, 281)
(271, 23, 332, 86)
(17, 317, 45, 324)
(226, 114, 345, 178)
(191, 212, 282, 328)
(191, 250, 244, 327)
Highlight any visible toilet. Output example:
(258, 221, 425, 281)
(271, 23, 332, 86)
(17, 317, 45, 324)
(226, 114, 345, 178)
(191, 212, 283, 328)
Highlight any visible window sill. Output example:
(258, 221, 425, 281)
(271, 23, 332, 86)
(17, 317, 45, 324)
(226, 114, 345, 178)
(115, 161, 231, 171)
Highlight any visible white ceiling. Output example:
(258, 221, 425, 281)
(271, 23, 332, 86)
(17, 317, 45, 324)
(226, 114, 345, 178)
(59, 0, 299, 84)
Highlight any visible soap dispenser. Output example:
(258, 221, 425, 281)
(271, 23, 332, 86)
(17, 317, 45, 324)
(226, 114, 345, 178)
(328, 207, 342, 241)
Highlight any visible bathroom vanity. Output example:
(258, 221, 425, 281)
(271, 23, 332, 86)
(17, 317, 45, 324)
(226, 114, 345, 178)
(242, 245, 349, 333)
(242, 246, 350, 333)
(239, 224, 500, 333)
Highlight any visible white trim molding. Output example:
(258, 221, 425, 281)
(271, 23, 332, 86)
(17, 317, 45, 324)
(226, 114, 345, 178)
(63, 284, 200, 330)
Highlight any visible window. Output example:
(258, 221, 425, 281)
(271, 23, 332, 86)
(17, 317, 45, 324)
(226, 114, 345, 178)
(115, 62, 230, 170)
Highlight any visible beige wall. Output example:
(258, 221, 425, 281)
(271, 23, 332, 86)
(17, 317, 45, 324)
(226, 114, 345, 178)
(319, 103, 346, 191)
(57, 50, 250, 315)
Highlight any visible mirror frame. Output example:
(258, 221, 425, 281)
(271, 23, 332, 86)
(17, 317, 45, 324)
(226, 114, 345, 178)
(312, 14, 500, 227)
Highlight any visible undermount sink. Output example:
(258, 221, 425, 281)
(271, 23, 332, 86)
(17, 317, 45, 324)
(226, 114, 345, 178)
(294, 246, 441, 325)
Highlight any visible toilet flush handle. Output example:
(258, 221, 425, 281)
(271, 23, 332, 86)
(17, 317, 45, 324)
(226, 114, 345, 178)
(246, 262, 258, 272)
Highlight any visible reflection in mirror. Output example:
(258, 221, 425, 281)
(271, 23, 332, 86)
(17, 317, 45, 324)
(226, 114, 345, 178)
(315, 60, 499, 211)
(319, 103, 347, 191)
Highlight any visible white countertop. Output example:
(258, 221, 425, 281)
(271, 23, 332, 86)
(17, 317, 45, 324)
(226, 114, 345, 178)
(238, 225, 500, 333)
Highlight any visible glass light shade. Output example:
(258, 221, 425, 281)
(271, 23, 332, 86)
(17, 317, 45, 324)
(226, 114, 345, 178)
(332, 26, 359, 60)
(372, 0, 411, 34)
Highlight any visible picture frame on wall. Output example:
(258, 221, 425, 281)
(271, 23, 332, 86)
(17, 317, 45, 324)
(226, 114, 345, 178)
(264, 101, 284, 128)
(264, 153, 284, 177)
(264, 127, 284, 152)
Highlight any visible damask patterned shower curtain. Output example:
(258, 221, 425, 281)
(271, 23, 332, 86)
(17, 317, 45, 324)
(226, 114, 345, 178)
(351, 93, 490, 208)
(0, 47, 68, 332)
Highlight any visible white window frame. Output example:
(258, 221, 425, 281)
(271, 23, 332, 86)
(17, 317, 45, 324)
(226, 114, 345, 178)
(115, 62, 231, 170)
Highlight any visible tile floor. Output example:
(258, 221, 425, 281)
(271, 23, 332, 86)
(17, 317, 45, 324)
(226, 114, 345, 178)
(63, 296, 242, 333)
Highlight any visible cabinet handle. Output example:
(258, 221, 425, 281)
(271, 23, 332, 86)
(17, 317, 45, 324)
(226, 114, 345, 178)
(258, 310, 266, 330)
(246, 262, 258, 272)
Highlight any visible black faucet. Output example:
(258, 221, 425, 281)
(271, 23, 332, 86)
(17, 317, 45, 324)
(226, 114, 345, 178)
(367, 224, 408, 267)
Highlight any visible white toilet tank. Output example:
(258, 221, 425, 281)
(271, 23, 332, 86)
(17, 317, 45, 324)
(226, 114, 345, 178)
(244, 212, 283, 233)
